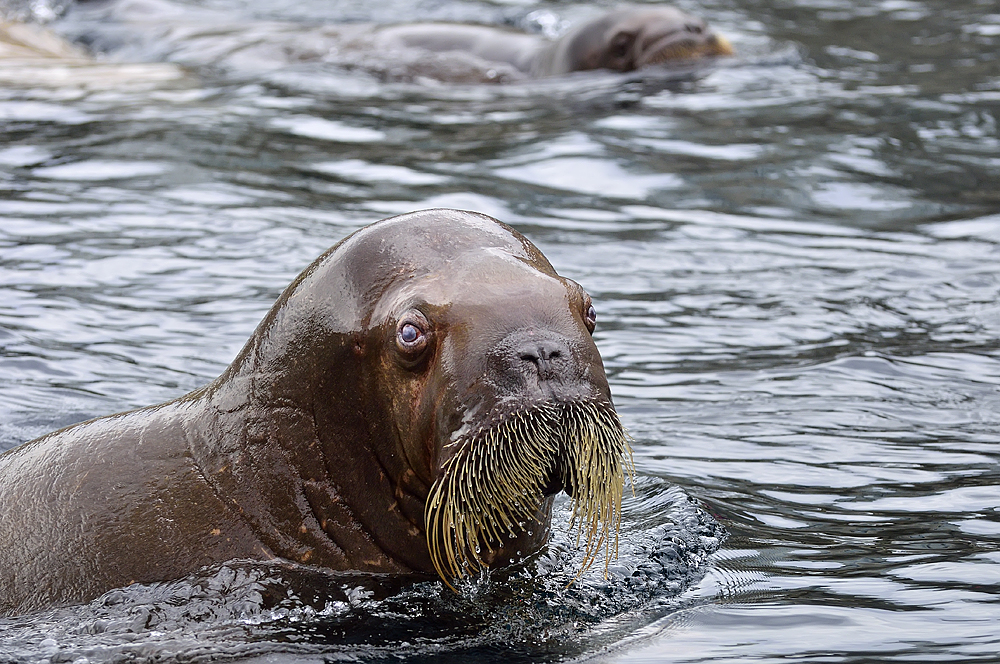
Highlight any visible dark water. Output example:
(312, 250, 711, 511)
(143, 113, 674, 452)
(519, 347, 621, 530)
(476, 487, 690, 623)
(1, 0, 999, 661)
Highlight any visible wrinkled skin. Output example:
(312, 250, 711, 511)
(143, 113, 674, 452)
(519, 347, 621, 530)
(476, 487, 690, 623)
(0, 209, 615, 615)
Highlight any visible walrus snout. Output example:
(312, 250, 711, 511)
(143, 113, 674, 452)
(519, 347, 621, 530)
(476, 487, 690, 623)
(486, 329, 596, 403)
(516, 336, 568, 376)
(424, 399, 632, 588)
(510, 332, 572, 389)
(635, 21, 733, 68)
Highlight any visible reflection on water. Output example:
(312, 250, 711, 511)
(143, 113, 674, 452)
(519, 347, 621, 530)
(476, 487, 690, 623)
(1, 0, 999, 661)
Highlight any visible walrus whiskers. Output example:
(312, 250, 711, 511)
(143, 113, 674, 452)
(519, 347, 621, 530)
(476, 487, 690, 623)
(425, 402, 634, 591)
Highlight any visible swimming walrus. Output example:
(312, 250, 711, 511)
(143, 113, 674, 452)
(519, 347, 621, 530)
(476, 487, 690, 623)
(368, 4, 733, 78)
(55, 1, 731, 83)
(0, 209, 633, 616)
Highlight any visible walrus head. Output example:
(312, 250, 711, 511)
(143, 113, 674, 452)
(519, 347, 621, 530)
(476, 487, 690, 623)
(202, 209, 631, 590)
(544, 5, 733, 75)
(356, 210, 634, 587)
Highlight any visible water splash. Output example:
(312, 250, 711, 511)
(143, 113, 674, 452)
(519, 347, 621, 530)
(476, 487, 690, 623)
(0, 478, 723, 663)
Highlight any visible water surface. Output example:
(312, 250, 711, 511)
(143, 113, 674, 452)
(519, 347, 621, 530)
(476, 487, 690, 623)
(1, 0, 999, 661)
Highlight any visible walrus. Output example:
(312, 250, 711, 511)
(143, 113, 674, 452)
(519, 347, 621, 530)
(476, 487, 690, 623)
(54, 1, 731, 83)
(369, 5, 734, 78)
(0, 209, 633, 616)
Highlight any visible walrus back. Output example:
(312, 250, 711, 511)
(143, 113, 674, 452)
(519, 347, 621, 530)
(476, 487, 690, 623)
(0, 403, 266, 616)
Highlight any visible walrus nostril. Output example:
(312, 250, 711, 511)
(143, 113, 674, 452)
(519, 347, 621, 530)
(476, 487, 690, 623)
(519, 348, 561, 363)
(516, 339, 567, 374)
(489, 331, 582, 397)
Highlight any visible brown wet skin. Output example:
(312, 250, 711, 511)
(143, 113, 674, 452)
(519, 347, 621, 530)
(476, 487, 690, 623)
(0, 209, 618, 615)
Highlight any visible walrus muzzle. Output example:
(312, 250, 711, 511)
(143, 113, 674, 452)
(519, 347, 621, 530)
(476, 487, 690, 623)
(425, 400, 633, 589)
(637, 33, 734, 68)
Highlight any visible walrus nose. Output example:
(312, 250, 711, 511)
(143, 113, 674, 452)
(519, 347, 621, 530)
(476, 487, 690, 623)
(516, 338, 569, 380)
(488, 330, 584, 399)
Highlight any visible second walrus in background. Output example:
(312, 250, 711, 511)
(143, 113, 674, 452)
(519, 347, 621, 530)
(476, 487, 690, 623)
(370, 4, 733, 78)
(55, 1, 732, 83)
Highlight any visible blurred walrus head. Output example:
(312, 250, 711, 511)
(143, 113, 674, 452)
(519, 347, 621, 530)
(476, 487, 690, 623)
(539, 4, 733, 75)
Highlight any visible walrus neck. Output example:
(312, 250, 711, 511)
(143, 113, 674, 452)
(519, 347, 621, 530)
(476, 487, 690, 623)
(185, 364, 435, 574)
(528, 41, 562, 77)
(467, 30, 547, 75)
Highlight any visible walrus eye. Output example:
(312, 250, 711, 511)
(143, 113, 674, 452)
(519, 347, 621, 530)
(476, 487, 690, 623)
(396, 312, 430, 356)
(400, 324, 421, 344)
(609, 31, 634, 58)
